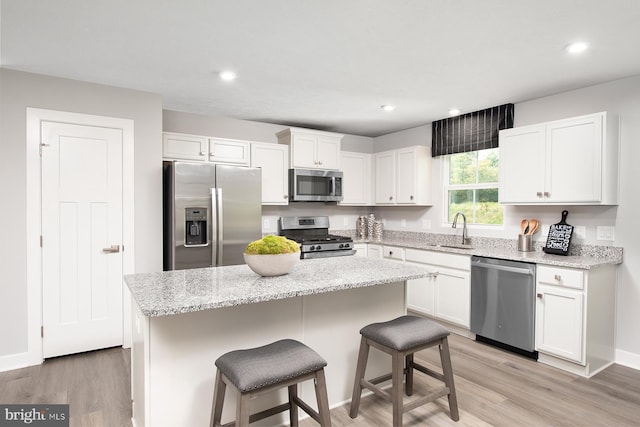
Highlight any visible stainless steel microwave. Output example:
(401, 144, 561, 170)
(289, 169, 343, 202)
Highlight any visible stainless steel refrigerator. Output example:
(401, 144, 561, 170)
(163, 161, 262, 270)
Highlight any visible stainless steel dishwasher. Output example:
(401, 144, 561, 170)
(470, 256, 537, 358)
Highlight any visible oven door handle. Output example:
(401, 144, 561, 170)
(471, 261, 534, 275)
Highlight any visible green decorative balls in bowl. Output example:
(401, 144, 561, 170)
(244, 235, 301, 277)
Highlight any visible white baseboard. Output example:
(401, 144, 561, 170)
(616, 348, 640, 371)
(0, 351, 42, 373)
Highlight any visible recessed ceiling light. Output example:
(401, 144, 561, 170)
(381, 105, 396, 112)
(565, 42, 589, 54)
(448, 108, 460, 116)
(219, 71, 237, 81)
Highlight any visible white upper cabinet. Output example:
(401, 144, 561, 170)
(339, 151, 372, 205)
(208, 137, 250, 165)
(250, 142, 289, 205)
(163, 132, 208, 161)
(163, 133, 250, 165)
(374, 146, 432, 206)
(277, 127, 342, 170)
(499, 112, 619, 205)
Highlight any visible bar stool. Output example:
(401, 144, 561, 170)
(210, 339, 331, 427)
(349, 315, 459, 426)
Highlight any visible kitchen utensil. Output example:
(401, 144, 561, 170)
(527, 219, 540, 235)
(543, 210, 573, 255)
(521, 219, 529, 235)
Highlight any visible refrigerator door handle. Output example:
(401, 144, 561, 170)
(214, 188, 224, 266)
(210, 188, 218, 266)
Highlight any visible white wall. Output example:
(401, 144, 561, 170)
(0, 69, 163, 360)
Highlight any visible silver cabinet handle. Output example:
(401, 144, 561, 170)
(199, 151, 206, 156)
(554, 274, 562, 281)
(536, 192, 543, 197)
(103, 245, 120, 253)
(284, 195, 288, 199)
(210, 152, 216, 156)
(410, 195, 414, 200)
(537, 293, 543, 298)
(544, 192, 550, 197)
(389, 196, 393, 201)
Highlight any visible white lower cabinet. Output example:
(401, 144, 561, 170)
(536, 282, 583, 363)
(367, 244, 382, 259)
(405, 248, 470, 329)
(353, 243, 367, 257)
(535, 264, 616, 377)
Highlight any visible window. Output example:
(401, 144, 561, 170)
(444, 148, 503, 225)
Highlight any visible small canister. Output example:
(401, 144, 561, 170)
(356, 216, 367, 240)
(367, 213, 376, 240)
(373, 220, 384, 241)
(518, 234, 533, 252)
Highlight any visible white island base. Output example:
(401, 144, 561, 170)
(131, 282, 405, 427)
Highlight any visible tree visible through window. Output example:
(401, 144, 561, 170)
(445, 148, 503, 225)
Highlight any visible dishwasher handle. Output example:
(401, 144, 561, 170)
(471, 260, 534, 275)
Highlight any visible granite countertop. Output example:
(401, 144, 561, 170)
(124, 257, 430, 317)
(347, 232, 623, 269)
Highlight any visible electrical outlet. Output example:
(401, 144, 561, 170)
(574, 226, 586, 240)
(596, 226, 615, 241)
(263, 219, 270, 230)
(400, 219, 406, 228)
(343, 217, 349, 226)
(422, 220, 431, 229)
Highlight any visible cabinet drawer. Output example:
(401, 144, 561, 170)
(383, 246, 404, 261)
(405, 248, 470, 271)
(537, 265, 584, 290)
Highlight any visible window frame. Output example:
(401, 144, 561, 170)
(442, 148, 504, 229)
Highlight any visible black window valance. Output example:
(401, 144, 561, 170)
(431, 103, 514, 157)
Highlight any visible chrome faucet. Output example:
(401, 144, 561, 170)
(452, 212, 468, 245)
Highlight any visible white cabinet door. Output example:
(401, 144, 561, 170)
(250, 143, 289, 205)
(339, 151, 372, 205)
(367, 244, 382, 259)
(433, 266, 470, 328)
(163, 132, 208, 161)
(208, 138, 249, 165)
(374, 151, 396, 204)
(290, 133, 318, 168)
(499, 125, 545, 203)
(536, 283, 584, 363)
(406, 274, 435, 316)
(546, 116, 602, 203)
(396, 147, 418, 204)
(353, 243, 367, 257)
(316, 137, 340, 170)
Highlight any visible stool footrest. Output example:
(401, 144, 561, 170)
(368, 372, 392, 385)
(292, 395, 322, 424)
(403, 387, 450, 413)
(360, 379, 393, 402)
(411, 361, 445, 383)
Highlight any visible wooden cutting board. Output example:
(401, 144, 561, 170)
(543, 210, 573, 256)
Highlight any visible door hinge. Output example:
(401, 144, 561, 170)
(41, 326, 44, 338)
(39, 143, 50, 157)
(40, 236, 43, 247)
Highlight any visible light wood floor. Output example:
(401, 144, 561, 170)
(1, 335, 639, 426)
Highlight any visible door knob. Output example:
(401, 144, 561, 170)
(102, 245, 121, 253)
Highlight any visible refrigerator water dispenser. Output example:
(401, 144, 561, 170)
(185, 207, 208, 246)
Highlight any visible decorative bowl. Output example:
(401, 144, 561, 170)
(243, 252, 300, 277)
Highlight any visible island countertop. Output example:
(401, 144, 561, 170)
(124, 256, 430, 317)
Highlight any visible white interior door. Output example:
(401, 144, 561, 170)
(41, 121, 124, 358)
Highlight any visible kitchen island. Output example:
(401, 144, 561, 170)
(125, 256, 430, 427)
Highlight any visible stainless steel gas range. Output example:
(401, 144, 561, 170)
(279, 216, 355, 259)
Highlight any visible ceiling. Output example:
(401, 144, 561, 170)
(2, 0, 640, 137)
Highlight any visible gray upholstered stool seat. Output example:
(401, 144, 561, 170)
(360, 315, 450, 351)
(350, 315, 459, 426)
(211, 339, 331, 427)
